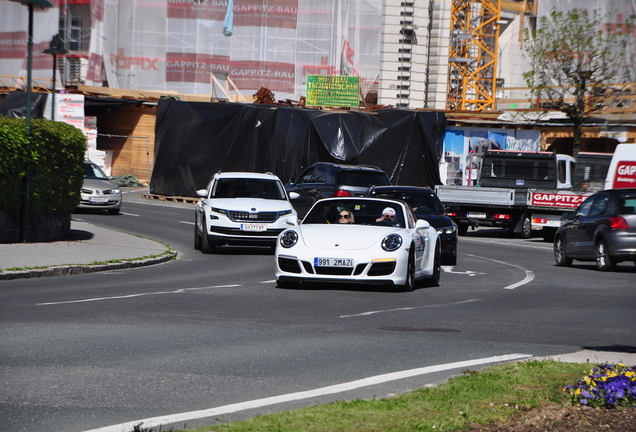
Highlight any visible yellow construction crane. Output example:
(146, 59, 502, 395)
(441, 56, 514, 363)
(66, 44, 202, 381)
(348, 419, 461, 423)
(446, 0, 502, 111)
(446, 0, 537, 111)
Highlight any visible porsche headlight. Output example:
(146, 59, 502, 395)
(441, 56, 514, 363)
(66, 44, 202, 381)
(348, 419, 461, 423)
(382, 233, 403, 252)
(280, 230, 298, 248)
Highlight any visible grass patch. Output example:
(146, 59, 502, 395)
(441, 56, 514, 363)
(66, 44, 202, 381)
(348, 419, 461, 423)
(171, 360, 591, 432)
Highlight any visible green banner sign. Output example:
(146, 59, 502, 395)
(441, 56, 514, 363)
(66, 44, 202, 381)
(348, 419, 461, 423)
(306, 75, 360, 108)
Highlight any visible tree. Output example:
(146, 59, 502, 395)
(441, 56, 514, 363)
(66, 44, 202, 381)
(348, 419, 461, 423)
(523, 8, 634, 158)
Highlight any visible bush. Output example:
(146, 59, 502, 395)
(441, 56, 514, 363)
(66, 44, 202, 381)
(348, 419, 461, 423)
(0, 117, 86, 219)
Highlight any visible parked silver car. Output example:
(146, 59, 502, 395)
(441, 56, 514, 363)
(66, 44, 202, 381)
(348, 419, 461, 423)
(553, 188, 636, 270)
(77, 161, 122, 215)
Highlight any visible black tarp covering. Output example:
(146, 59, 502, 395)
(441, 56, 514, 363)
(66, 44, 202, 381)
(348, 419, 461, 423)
(151, 100, 445, 197)
(0, 91, 48, 118)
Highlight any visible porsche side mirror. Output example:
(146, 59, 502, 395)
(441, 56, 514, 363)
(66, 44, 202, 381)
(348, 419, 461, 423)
(415, 219, 431, 229)
(286, 215, 299, 226)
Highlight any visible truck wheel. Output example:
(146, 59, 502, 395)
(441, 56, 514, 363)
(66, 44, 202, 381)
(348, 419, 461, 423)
(519, 214, 532, 239)
(554, 236, 572, 267)
(458, 223, 469, 235)
(596, 239, 615, 271)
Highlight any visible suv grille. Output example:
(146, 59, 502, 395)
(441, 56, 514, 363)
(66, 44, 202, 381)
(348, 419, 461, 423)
(229, 211, 278, 222)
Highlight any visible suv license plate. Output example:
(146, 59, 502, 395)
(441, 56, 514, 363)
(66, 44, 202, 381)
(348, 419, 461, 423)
(467, 212, 487, 218)
(314, 257, 354, 267)
(241, 223, 266, 232)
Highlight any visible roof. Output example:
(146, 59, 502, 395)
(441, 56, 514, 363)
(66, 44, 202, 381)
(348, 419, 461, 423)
(214, 172, 280, 180)
(310, 162, 384, 172)
(369, 185, 435, 192)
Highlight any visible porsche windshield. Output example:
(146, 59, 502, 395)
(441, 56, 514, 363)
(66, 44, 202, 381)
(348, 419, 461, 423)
(303, 199, 406, 227)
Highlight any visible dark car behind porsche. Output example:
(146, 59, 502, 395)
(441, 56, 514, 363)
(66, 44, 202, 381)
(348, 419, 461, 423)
(366, 185, 458, 265)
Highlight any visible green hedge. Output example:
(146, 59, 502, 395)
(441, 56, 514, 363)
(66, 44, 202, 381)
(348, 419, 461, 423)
(0, 117, 86, 219)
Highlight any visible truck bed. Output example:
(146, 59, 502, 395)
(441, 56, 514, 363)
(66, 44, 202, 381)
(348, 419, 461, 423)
(435, 185, 527, 207)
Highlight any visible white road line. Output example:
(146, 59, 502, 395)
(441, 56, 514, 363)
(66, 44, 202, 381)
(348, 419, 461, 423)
(180, 220, 195, 225)
(120, 212, 140, 217)
(82, 353, 532, 432)
(339, 299, 482, 318)
(464, 254, 535, 290)
(261, 280, 276, 283)
(461, 237, 552, 250)
(37, 285, 242, 306)
(441, 266, 485, 276)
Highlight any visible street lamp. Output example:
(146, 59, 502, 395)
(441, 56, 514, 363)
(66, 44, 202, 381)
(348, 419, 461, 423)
(43, 34, 68, 121)
(9, 0, 53, 242)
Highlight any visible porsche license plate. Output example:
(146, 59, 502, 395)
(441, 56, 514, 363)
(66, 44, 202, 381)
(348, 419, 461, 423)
(467, 212, 487, 218)
(241, 223, 266, 232)
(314, 257, 354, 267)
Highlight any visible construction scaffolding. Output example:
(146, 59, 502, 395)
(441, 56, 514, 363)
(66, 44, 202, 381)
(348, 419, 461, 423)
(446, 0, 501, 111)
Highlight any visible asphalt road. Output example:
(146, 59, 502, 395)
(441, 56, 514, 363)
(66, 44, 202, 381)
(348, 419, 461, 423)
(1, 190, 634, 432)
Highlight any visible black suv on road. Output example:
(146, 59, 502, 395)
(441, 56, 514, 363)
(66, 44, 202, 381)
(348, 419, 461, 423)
(366, 185, 459, 265)
(285, 162, 391, 218)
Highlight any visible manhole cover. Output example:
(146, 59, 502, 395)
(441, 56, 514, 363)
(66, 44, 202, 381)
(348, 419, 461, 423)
(378, 327, 461, 333)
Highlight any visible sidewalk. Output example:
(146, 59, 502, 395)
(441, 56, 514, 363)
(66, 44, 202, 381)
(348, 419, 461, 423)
(0, 220, 175, 281)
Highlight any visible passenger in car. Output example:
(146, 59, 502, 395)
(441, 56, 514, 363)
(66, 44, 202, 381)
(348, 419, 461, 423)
(338, 209, 355, 224)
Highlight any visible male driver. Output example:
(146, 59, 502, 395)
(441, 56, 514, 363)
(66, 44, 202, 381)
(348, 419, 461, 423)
(376, 207, 396, 226)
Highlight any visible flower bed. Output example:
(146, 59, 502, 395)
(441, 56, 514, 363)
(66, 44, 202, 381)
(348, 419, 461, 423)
(565, 363, 636, 408)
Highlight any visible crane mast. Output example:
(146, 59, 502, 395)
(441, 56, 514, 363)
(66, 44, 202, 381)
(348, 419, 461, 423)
(446, 0, 501, 111)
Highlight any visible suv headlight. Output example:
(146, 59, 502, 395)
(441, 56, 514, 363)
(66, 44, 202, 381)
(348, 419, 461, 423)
(279, 209, 293, 217)
(381, 234, 403, 252)
(280, 230, 298, 248)
(436, 225, 456, 235)
(210, 207, 228, 215)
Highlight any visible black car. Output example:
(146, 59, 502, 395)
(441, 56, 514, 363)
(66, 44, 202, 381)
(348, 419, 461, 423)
(553, 188, 636, 270)
(285, 162, 391, 219)
(365, 185, 458, 265)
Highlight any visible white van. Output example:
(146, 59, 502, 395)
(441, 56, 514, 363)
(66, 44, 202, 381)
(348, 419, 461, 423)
(605, 144, 636, 190)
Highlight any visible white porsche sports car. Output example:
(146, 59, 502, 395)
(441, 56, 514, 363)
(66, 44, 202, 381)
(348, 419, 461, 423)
(275, 197, 441, 291)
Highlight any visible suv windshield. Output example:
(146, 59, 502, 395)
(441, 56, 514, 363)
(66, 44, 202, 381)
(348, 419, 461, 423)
(370, 190, 444, 214)
(212, 178, 286, 200)
(84, 163, 109, 180)
(340, 171, 391, 187)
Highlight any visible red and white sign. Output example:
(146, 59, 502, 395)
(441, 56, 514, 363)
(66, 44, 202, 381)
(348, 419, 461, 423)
(167, 0, 298, 29)
(612, 162, 636, 188)
(530, 192, 588, 209)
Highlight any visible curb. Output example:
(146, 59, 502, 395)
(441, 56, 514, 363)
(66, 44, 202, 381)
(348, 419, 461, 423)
(0, 252, 177, 281)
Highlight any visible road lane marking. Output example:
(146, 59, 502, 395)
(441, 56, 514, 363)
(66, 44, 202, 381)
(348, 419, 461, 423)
(37, 285, 242, 306)
(338, 299, 482, 318)
(120, 212, 140, 216)
(441, 266, 485, 276)
(461, 237, 552, 250)
(180, 220, 195, 225)
(464, 254, 535, 290)
(82, 353, 532, 432)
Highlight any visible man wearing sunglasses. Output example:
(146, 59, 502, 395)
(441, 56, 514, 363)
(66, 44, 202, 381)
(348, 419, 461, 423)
(375, 207, 397, 226)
